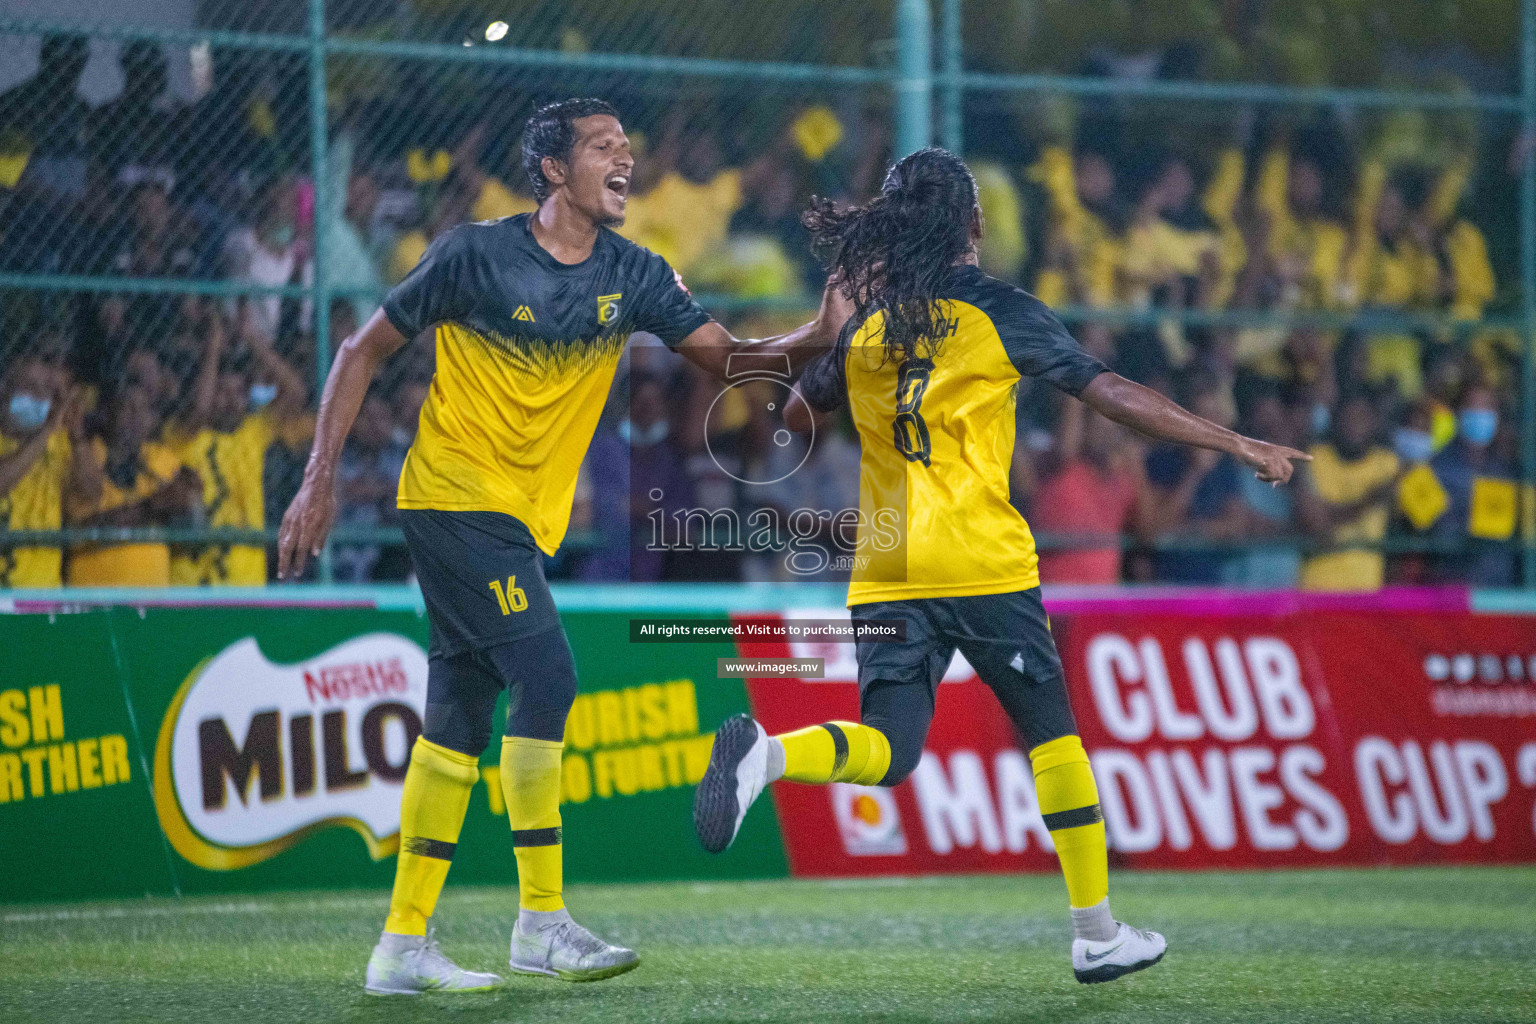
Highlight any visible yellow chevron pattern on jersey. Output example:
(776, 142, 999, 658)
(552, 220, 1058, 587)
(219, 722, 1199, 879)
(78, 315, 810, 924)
(398, 323, 624, 554)
(844, 300, 1040, 604)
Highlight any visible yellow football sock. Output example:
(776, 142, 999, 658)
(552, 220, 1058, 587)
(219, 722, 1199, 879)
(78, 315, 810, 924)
(501, 735, 565, 912)
(384, 738, 480, 936)
(1030, 734, 1109, 909)
(776, 722, 891, 786)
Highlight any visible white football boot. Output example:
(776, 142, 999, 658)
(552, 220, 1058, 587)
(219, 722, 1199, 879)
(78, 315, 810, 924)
(693, 714, 772, 853)
(509, 911, 639, 981)
(1072, 921, 1168, 984)
(364, 929, 502, 995)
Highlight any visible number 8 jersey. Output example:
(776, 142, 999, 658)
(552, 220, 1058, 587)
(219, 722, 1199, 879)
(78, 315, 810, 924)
(798, 264, 1108, 605)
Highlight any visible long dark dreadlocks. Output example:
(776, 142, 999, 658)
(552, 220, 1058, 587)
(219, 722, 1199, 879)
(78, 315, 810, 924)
(802, 147, 979, 364)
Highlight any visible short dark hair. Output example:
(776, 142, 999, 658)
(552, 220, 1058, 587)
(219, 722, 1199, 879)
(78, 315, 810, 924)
(521, 98, 620, 203)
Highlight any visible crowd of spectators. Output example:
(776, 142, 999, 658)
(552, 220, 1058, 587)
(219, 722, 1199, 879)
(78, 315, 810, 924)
(0, 32, 1530, 590)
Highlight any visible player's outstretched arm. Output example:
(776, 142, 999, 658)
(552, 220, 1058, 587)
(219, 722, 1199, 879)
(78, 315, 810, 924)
(277, 310, 407, 579)
(1079, 371, 1310, 485)
(672, 276, 852, 382)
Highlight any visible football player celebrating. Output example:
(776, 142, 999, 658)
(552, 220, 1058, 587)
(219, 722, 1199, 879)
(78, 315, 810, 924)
(692, 147, 1309, 984)
(277, 98, 847, 995)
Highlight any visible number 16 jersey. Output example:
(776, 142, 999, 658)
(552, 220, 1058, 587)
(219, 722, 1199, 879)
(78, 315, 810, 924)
(798, 264, 1107, 605)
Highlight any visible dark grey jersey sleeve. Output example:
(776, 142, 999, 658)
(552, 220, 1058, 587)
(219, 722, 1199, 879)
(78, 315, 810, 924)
(635, 252, 712, 349)
(381, 227, 472, 338)
(796, 317, 855, 412)
(990, 287, 1108, 396)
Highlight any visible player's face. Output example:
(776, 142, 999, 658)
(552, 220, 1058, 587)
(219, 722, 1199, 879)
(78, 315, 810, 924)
(566, 114, 633, 226)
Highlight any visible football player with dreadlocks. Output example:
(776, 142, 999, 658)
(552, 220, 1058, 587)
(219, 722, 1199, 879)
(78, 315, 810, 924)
(693, 147, 1309, 984)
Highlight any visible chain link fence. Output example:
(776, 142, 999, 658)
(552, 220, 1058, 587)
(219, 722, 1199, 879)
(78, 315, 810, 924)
(0, 0, 1533, 590)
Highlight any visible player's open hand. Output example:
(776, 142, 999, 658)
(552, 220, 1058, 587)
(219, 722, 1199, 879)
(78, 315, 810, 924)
(1237, 438, 1311, 485)
(277, 473, 337, 580)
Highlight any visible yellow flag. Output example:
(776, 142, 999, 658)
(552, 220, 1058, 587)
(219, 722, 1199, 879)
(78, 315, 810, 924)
(0, 144, 31, 189)
(1398, 463, 1448, 531)
(1469, 478, 1517, 541)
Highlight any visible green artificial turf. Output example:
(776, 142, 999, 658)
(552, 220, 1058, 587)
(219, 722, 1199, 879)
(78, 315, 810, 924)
(2, 867, 1532, 1023)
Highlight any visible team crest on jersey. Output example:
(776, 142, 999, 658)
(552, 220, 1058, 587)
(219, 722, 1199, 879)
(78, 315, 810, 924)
(597, 293, 622, 325)
(512, 304, 536, 322)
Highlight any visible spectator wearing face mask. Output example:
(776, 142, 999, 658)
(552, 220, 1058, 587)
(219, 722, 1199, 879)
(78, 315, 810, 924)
(163, 303, 306, 586)
(224, 176, 305, 345)
(1426, 385, 1517, 586)
(1391, 399, 1439, 466)
(66, 385, 201, 587)
(1295, 392, 1403, 591)
(0, 357, 101, 588)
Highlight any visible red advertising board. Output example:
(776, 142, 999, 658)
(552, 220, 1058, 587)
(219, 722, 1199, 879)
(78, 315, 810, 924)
(740, 598, 1536, 877)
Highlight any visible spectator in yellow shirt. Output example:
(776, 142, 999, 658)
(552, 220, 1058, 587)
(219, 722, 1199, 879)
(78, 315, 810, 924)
(1028, 145, 1124, 308)
(1296, 393, 1403, 591)
(1254, 143, 1350, 309)
(619, 127, 765, 277)
(66, 386, 201, 587)
(1344, 167, 1455, 397)
(1344, 169, 1439, 311)
(1120, 154, 1225, 311)
(165, 302, 307, 586)
(0, 357, 102, 588)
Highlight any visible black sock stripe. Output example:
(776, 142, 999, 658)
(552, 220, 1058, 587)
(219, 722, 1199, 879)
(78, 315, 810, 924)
(402, 837, 457, 860)
(820, 723, 849, 777)
(511, 826, 563, 847)
(1042, 804, 1104, 832)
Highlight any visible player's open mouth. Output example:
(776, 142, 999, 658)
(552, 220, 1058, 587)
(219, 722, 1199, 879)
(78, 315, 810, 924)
(606, 174, 629, 202)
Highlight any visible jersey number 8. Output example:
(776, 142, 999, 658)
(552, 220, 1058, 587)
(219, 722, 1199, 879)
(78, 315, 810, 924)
(893, 358, 934, 466)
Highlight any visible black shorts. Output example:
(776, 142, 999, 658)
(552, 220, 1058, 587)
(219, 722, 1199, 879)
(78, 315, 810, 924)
(850, 587, 1076, 750)
(402, 509, 562, 657)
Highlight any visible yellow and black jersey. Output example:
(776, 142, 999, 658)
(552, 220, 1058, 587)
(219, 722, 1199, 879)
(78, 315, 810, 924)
(799, 264, 1107, 605)
(383, 213, 711, 554)
(165, 411, 280, 586)
(0, 428, 71, 588)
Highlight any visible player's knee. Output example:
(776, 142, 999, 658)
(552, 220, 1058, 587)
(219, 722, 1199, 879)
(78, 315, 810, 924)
(488, 628, 578, 743)
(422, 699, 495, 756)
(874, 726, 925, 786)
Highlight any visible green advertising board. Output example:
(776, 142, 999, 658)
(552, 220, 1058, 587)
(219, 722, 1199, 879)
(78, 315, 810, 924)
(0, 604, 786, 904)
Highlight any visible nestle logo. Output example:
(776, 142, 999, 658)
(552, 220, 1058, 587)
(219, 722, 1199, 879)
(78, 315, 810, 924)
(302, 658, 410, 703)
(1423, 652, 1535, 686)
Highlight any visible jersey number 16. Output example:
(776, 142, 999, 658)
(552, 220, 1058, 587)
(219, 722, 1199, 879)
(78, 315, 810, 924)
(489, 576, 529, 615)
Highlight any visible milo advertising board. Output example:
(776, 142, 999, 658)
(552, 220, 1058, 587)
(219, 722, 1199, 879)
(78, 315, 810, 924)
(0, 604, 786, 903)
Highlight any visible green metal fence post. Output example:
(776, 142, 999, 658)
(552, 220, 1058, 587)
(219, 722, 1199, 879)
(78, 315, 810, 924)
(309, 0, 334, 583)
(895, 0, 933, 157)
(1524, 0, 1536, 587)
(940, 0, 962, 153)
